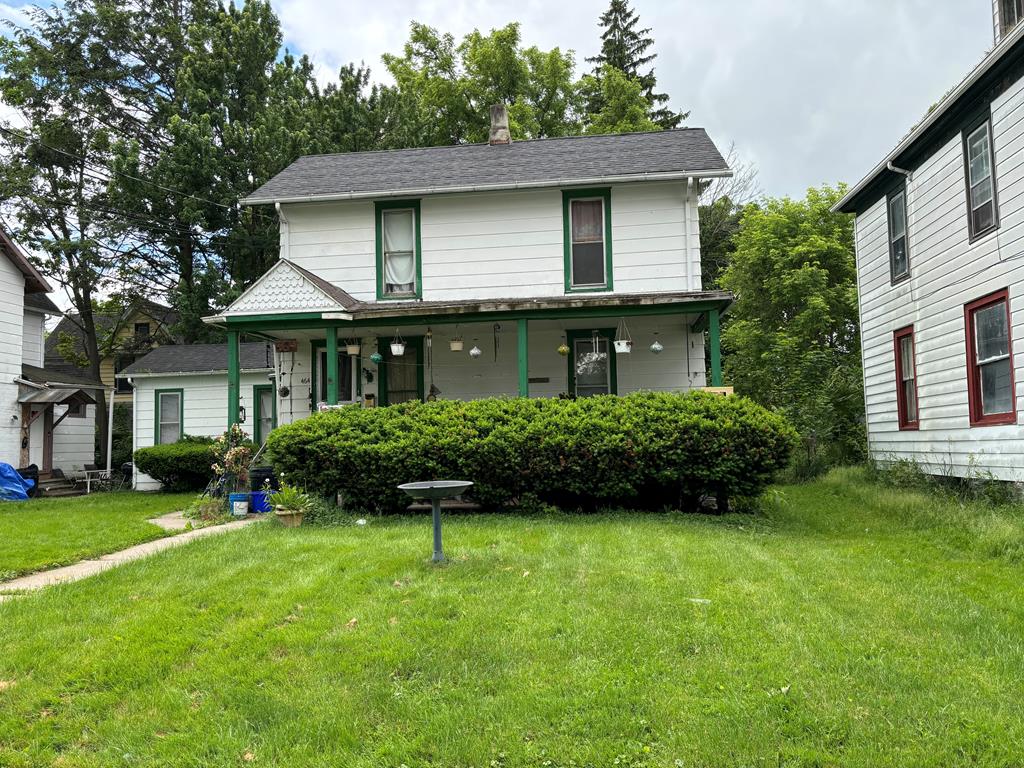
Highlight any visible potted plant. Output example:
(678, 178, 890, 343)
(345, 340, 361, 356)
(273, 483, 310, 527)
(390, 328, 406, 356)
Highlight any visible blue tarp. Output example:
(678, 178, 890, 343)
(0, 462, 34, 501)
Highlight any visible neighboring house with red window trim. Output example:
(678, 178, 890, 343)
(835, 3, 1024, 481)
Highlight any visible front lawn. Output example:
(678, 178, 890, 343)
(0, 491, 195, 580)
(1, 469, 1023, 766)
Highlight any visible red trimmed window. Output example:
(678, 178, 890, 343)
(965, 289, 1017, 426)
(893, 326, 919, 430)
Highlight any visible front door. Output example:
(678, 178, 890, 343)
(253, 385, 276, 444)
(382, 338, 423, 405)
(568, 329, 617, 397)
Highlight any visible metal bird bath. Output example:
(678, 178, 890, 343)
(397, 480, 473, 563)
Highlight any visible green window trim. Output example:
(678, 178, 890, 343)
(154, 388, 184, 445)
(567, 328, 617, 397)
(375, 199, 423, 301)
(252, 384, 277, 445)
(310, 339, 359, 405)
(562, 188, 613, 293)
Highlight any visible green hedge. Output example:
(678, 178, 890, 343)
(266, 392, 797, 513)
(134, 437, 215, 492)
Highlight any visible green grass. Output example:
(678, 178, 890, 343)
(1, 468, 1024, 766)
(0, 491, 195, 580)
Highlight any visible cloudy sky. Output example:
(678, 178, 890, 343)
(0, 0, 996, 197)
(270, 0, 993, 197)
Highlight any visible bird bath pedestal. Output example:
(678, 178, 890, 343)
(397, 480, 473, 563)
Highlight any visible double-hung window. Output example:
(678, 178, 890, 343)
(893, 326, 919, 430)
(155, 389, 183, 445)
(376, 200, 421, 299)
(965, 289, 1016, 426)
(563, 189, 612, 291)
(963, 118, 999, 240)
(888, 188, 910, 282)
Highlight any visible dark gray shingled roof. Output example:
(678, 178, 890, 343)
(244, 128, 730, 204)
(117, 343, 273, 376)
(21, 363, 104, 388)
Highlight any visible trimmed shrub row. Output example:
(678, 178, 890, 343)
(266, 392, 798, 513)
(133, 437, 216, 492)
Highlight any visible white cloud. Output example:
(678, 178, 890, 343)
(272, 0, 992, 197)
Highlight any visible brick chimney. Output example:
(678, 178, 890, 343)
(489, 104, 511, 145)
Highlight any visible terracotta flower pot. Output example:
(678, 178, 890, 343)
(275, 507, 305, 528)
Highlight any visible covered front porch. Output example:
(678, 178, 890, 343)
(209, 285, 731, 430)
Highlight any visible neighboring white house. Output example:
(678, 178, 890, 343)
(118, 343, 274, 491)
(199, 110, 733, 436)
(835, 3, 1024, 481)
(0, 227, 104, 483)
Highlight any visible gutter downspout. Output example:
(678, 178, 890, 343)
(276, 202, 290, 261)
(887, 161, 912, 180)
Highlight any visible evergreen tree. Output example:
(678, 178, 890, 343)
(586, 0, 686, 129)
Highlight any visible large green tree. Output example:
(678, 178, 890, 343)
(580, 64, 658, 134)
(718, 185, 862, 471)
(586, 0, 685, 128)
(382, 22, 581, 145)
(0, 0, 137, 463)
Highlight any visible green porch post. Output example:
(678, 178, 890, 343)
(326, 326, 339, 405)
(708, 308, 723, 387)
(517, 318, 529, 397)
(227, 330, 240, 426)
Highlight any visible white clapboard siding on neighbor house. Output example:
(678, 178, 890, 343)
(21, 310, 44, 367)
(27, 404, 97, 473)
(280, 181, 702, 302)
(132, 372, 272, 490)
(0, 255, 24, 466)
(857, 72, 1024, 481)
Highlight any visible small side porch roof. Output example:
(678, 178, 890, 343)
(18, 364, 104, 406)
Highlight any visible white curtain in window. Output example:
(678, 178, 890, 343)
(571, 200, 603, 243)
(383, 210, 416, 289)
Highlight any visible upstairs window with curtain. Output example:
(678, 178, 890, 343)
(893, 326, 919, 430)
(381, 207, 418, 297)
(563, 189, 612, 292)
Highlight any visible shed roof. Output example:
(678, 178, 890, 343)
(244, 128, 731, 204)
(117, 343, 273, 377)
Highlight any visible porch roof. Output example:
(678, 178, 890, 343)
(20, 364, 105, 390)
(205, 289, 734, 332)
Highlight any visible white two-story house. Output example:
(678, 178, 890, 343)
(0, 227, 104, 487)
(835, 2, 1024, 482)
(123, 109, 732, 482)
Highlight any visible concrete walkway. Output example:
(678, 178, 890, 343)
(0, 515, 259, 599)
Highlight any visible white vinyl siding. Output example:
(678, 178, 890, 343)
(0, 256, 25, 466)
(132, 371, 273, 490)
(21, 310, 44, 367)
(280, 182, 702, 302)
(855, 72, 1024, 481)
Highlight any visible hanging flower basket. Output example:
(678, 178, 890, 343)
(345, 341, 361, 356)
(614, 318, 633, 354)
(390, 328, 406, 356)
(450, 338, 464, 352)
